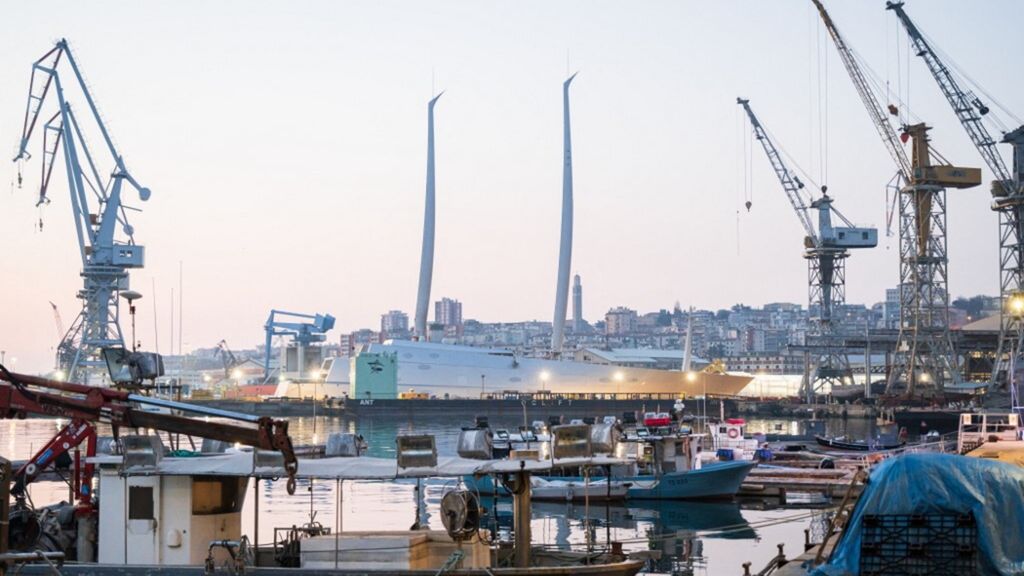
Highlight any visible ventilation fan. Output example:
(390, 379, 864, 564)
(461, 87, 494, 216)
(440, 490, 481, 542)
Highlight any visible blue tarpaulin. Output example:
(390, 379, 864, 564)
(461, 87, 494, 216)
(813, 453, 1024, 575)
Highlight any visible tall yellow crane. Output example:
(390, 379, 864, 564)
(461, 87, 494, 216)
(812, 0, 981, 395)
(887, 1, 1024, 398)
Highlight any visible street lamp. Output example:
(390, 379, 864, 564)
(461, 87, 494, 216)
(119, 290, 143, 352)
(1009, 292, 1024, 316)
(539, 370, 550, 393)
(613, 371, 624, 396)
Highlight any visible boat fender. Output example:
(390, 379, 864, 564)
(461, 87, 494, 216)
(819, 458, 835, 470)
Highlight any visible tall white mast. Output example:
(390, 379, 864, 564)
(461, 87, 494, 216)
(415, 92, 443, 339)
(551, 73, 576, 355)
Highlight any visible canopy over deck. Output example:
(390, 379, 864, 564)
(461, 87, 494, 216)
(91, 451, 630, 480)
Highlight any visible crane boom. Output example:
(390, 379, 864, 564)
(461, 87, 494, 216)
(886, 2, 1016, 195)
(13, 39, 153, 383)
(736, 98, 818, 246)
(0, 366, 299, 495)
(812, 0, 912, 182)
(888, 1, 1024, 392)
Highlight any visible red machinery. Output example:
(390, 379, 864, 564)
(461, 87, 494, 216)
(12, 418, 97, 508)
(1, 365, 300, 510)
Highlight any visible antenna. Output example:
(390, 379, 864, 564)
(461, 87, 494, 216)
(152, 277, 159, 354)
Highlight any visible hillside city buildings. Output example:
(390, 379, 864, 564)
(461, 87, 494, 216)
(166, 287, 999, 393)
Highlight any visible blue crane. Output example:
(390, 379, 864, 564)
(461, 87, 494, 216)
(13, 40, 151, 384)
(263, 310, 336, 380)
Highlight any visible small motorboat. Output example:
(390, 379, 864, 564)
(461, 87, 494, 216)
(530, 477, 630, 502)
(815, 435, 905, 451)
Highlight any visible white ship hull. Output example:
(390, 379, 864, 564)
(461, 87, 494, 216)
(290, 340, 751, 399)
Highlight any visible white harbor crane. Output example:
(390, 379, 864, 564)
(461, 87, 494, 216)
(737, 98, 878, 400)
(814, 0, 982, 395)
(887, 2, 1024, 396)
(13, 40, 151, 384)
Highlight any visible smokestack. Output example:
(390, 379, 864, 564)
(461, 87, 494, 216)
(415, 92, 443, 339)
(551, 73, 576, 355)
(572, 274, 583, 333)
(682, 307, 694, 372)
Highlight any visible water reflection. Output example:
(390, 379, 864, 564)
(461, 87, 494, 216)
(478, 499, 755, 575)
(4, 416, 834, 574)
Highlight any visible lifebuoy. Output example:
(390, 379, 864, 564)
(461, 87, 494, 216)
(727, 428, 739, 439)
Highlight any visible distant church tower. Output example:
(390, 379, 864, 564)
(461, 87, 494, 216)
(572, 274, 584, 333)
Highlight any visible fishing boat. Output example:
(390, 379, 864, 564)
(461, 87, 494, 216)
(4, 433, 644, 576)
(530, 477, 630, 502)
(814, 435, 905, 451)
(463, 422, 755, 500)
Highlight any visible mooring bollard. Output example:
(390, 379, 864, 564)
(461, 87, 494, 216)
(742, 561, 752, 576)
(804, 528, 812, 551)
(777, 543, 786, 561)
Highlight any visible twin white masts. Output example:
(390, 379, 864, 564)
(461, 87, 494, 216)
(412, 76, 579, 351)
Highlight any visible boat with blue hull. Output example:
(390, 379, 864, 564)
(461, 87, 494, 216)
(466, 459, 754, 500)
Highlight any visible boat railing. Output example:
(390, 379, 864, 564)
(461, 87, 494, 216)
(845, 434, 957, 469)
(957, 413, 1021, 453)
(0, 551, 64, 576)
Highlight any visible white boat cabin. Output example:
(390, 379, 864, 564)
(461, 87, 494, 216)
(96, 465, 248, 565)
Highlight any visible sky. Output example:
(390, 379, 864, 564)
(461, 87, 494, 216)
(0, 0, 1020, 373)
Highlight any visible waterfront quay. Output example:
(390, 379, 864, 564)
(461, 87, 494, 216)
(193, 392, 882, 421)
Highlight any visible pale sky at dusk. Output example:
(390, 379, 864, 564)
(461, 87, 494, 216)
(1, 1, 1020, 372)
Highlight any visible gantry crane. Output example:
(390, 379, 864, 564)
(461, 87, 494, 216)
(263, 310, 336, 381)
(887, 2, 1024, 394)
(814, 0, 982, 395)
(738, 98, 878, 400)
(13, 40, 151, 384)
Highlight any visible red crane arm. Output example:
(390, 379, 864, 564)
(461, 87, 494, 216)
(1, 369, 298, 494)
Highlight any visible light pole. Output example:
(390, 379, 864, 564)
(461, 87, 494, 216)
(480, 374, 486, 399)
(120, 290, 143, 352)
(1007, 293, 1024, 408)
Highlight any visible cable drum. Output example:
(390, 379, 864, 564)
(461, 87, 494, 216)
(440, 490, 481, 542)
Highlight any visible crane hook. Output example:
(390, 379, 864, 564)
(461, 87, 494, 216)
(745, 200, 752, 212)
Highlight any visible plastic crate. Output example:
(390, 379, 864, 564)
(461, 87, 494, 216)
(859, 512, 977, 575)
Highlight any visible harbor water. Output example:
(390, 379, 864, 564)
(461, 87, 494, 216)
(2, 415, 872, 574)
